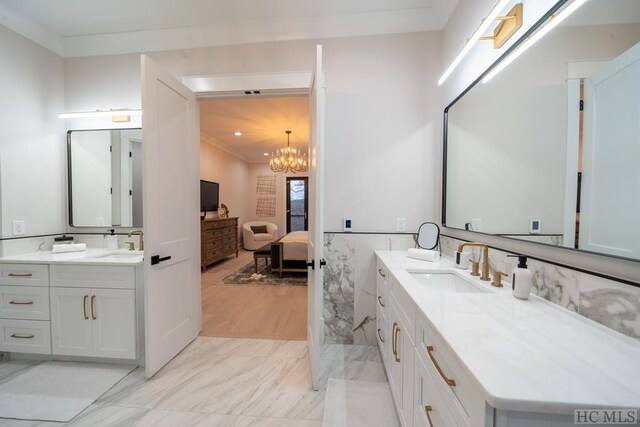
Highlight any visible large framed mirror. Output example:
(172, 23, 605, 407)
(443, 0, 640, 262)
(68, 128, 143, 227)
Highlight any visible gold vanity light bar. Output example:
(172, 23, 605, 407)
(438, 0, 512, 86)
(482, 0, 589, 83)
(478, 3, 523, 49)
(58, 109, 142, 120)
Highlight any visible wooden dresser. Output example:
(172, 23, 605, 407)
(201, 217, 238, 271)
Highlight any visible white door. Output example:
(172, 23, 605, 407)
(92, 289, 136, 359)
(50, 287, 93, 357)
(580, 42, 640, 258)
(307, 45, 325, 391)
(142, 55, 201, 378)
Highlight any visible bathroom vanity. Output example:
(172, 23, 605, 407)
(376, 251, 640, 427)
(0, 249, 144, 362)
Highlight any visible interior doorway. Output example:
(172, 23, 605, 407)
(286, 177, 308, 233)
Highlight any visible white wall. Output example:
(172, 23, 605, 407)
(64, 31, 443, 234)
(0, 24, 66, 249)
(200, 133, 250, 228)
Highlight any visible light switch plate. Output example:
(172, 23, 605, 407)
(12, 220, 25, 236)
(396, 218, 406, 232)
(529, 218, 541, 234)
(471, 218, 482, 231)
(343, 217, 353, 232)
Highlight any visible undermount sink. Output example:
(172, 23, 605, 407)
(91, 250, 144, 260)
(410, 272, 489, 293)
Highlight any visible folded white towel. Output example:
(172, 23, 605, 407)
(52, 243, 87, 254)
(407, 248, 440, 262)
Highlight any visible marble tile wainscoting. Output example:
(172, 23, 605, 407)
(440, 235, 640, 341)
(323, 233, 415, 345)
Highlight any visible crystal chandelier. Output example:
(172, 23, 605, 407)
(269, 130, 308, 173)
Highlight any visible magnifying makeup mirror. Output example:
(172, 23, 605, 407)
(417, 222, 440, 250)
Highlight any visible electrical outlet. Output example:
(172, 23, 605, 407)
(12, 220, 26, 236)
(471, 218, 482, 232)
(396, 218, 406, 232)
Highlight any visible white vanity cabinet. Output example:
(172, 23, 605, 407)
(0, 264, 52, 354)
(50, 265, 137, 359)
(376, 260, 389, 370)
(387, 273, 416, 427)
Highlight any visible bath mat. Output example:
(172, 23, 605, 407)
(0, 361, 135, 422)
(322, 379, 398, 427)
(219, 261, 307, 286)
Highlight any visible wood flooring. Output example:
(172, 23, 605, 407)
(200, 249, 307, 341)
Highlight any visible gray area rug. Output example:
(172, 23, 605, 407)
(220, 261, 307, 286)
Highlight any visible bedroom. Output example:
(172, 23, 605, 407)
(198, 95, 310, 341)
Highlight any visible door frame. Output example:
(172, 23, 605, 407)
(286, 177, 309, 233)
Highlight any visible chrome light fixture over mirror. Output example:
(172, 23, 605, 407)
(443, 0, 640, 261)
(417, 222, 440, 250)
(269, 130, 308, 174)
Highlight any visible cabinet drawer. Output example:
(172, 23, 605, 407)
(223, 234, 236, 245)
(223, 242, 237, 253)
(0, 319, 51, 354)
(0, 264, 49, 287)
(376, 304, 388, 370)
(0, 286, 50, 320)
(390, 274, 415, 340)
(376, 259, 389, 286)
(376, 274, 389, 318)
(223, 227, 237, 237)
(50, 265, 135, 290)
(414, 349, 458, 427)
(206, 229, 224, 239)
(205, 239, 223, 251)
(416, 314, 477, 427)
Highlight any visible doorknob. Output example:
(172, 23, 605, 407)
(151, 255, 172, 265)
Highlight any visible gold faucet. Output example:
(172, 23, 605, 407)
(457, 242, 490, 281)
(128, 230, 144, 251)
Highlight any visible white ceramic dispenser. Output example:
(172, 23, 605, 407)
(508, 254, 532, 300)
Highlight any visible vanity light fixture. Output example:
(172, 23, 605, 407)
(482, 0, 589, 83)
(438, 0, 512, 86)
(58, 109, 142, 122)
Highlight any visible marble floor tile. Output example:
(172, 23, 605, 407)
(183, 336, 277, 357)
(135, 409, 239, 427)
(318, 358, 387, 390)
(268, 340, 308, 359)
(236, 415, 322, 427)
(0, 360, 42, 386)
(320, 344, 381, 362)
(68, 404, 148, 427)
(322, 379, 398, 427)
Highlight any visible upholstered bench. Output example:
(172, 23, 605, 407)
(253, 244, 272, 273)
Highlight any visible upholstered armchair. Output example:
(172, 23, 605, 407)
(242, 221, 278, 250)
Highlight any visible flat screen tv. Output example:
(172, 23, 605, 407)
(200, 180, 219, 213)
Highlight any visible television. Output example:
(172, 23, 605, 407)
(200, 180, 219, 213)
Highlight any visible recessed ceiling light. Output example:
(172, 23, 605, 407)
(234, 131, 242, 136)
(263, 152, 269, 156)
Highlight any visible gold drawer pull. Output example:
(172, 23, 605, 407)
(91, 295, 97, 320)
(11, 333, 34, 339)
(377, 296, 385, 308)
(8, 273, 33, 277)
(426, 345, 456, 386)
(377, 328, 384, 343)
(393, 323, 401, 363)
(83, 295, 89, 320)
(378, 268, 386, 278)
(9, 300, 34, 305)
(424, 405, 434, 427)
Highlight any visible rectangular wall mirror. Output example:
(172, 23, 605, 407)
(68, 128, 143, 227)
(444, 0, 640, 261)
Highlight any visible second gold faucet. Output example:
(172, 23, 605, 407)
(457, 242, 490, 281)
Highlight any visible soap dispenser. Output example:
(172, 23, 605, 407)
(508, 254, 532, 300)
(105, 229, 118, 250)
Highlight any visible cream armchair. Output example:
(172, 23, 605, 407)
(242, 221, 278, 250)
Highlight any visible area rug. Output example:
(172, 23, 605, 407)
(0, 361, 135, 422)
(220, 261, 307, 286)
(322, 379, 398, 427)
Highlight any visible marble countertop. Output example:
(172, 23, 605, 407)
(376, 250, 640, 414)
(0, 248, 144, 266)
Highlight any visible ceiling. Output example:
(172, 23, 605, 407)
(200, 96, 309, 163)
(0, 0, 459, 57)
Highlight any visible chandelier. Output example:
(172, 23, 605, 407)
(269, 130, 308, 173)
